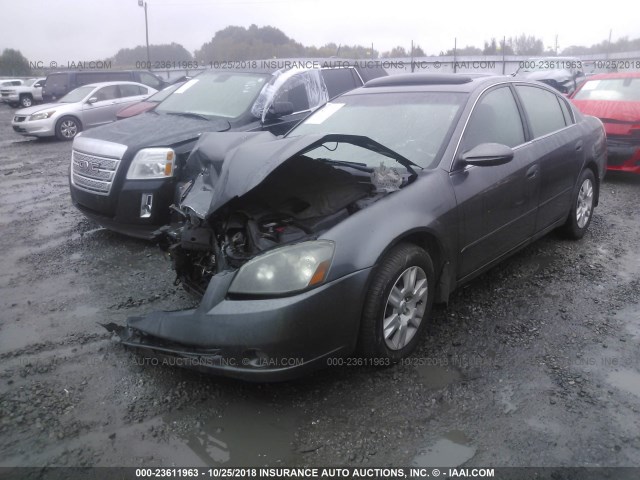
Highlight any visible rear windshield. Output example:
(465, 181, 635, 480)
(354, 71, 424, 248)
(574, 77, 640, 101)
(45, 73, 68, 89)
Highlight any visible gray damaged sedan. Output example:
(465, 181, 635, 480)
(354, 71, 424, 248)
(11, 81, 156, 140)
(112, 74, 607, 381)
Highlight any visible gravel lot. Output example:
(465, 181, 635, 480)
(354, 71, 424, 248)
(0, 102, 639, 470)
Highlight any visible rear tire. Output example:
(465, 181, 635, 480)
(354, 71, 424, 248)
(55, 116, 81, 141)
(560, 168, 596, 239)
(358, 243, 435, 360)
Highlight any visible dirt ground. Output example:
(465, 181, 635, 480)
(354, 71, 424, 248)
(0, 102, 639, 470)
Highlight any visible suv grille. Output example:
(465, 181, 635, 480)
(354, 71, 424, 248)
(71, 150, 121, 195)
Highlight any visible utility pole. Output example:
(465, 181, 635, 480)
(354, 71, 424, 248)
(138, 0, 150, 67)
(555, 35, 558, 55)
(453, 38, 457, 73)
(606, 29, 612, 59)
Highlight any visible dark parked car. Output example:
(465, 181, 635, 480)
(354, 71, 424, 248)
(571, 72, 640, 174)
(515, 57, 586, 95)
(42, 70, 166, 103)
(69, 65, 387, 239)
(111, 74, 607, 381)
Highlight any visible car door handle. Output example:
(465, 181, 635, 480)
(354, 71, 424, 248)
(575, 141, 583, 151)
(526, 165, 539, 179)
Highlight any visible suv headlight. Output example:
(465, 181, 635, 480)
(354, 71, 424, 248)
(29, 111, 55, 121)
(229, 240, 335, 295)
(126, 148, 175, 180)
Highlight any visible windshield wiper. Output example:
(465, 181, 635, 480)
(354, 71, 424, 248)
(317, 158, 373, 172)
(164, 111, 211, 121)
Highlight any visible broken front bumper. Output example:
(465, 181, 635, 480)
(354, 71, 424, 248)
(121, 267, 372, 381)
(606, 137, 640, 174)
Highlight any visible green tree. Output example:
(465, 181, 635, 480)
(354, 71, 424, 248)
(0, 49, 31, 76)
(506, 35, 544, 55)
(111, 42, 192, 67)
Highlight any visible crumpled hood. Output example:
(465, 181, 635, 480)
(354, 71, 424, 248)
(517, 70, 572, 84)
(571, 99, 640, 136)
(181, 132, 415, 219)
(82, 112, 230, 149)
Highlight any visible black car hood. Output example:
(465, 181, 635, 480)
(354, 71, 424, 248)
(83, 112, 231, 149)
(181, 132, 417, 219)
(517, 70, 572, 83)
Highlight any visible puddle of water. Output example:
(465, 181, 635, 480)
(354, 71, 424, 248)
(617, 305, 640, 339)
(413, 431, 476, 468)
(415, 364, 461, 389)
(607, 370, 640, 398)
(616, 252, 640, 282)
(164, 400, 298, 466)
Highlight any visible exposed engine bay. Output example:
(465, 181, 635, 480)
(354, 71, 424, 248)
(158, 133, 416, 295)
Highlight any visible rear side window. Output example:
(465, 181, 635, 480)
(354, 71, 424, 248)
(94, 85, 120, 101)
(119, 84, 146, 97)
(321, 68, 360, 98)
(516, 85, 567, 138)
(462, 86, 525, 152)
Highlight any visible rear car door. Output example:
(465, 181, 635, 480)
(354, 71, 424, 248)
(451, 85, 540, 279)
(81, 85, 121, 128)
(513, 84, 583, 232)
(117, 84, 150, 109)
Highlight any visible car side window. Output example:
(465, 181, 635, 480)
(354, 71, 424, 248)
(321, 68, 359, 98)
(12, 81, 22, 86)
(557, 96, 574, 125)
(119, 84, 145, 97)
(461, 86, 525, 152)
(274, 75, 310, 113)
(93, 85, 120, 101)
(139, 72, 162, 89)
(515, 85, 567, 138)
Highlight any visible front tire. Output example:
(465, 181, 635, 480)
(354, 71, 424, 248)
(55, 116, 81, 141)
(358, 243, 435, 360)
(561, 168, 596, 239)
(20, 95, 33, 108)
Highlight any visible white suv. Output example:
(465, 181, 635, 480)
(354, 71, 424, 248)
(1, 78, 45, 108)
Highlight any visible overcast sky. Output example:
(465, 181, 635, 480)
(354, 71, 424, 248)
(1, 0, 638, 62)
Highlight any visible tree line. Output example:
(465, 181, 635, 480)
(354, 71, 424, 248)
(2, 26, 639, 75)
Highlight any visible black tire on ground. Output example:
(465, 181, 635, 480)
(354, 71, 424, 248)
(20, 95, 33, 108)
(358, 243, 436, 360)
(55, 116, 81, 141)
(560, 168, 597, 240)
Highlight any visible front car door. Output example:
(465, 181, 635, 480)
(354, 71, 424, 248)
(450, 84, 541, 280)
(261, 70, 329, 135)
(513, 84, 583, 232)
(80, 85, 121, 128)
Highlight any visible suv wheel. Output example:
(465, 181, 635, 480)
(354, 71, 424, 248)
(358, 243, 435, 360)
(20, 95, 33, 108)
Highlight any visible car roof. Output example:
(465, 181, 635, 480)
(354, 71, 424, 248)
(352, 73, 513, 94)
(580, 72, 640, 81)
(80, 81, 151, 88)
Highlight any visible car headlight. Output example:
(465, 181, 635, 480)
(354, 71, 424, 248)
(126, 148, 175, 180)
(228, 240, 335, 295)
(29, 111, 55, 121)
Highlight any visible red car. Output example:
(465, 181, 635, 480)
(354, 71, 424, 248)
(116, 81, 184, 119)
(571, 72, 640, 174)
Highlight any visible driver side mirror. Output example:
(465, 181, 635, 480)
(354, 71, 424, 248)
(87, 97, 98, 104)
(461, 143, 514, 167)
(265, 101, 294, 119)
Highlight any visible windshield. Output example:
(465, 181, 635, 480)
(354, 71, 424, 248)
(58, 86, 94, 103)
(155, 72, 269, 119)
(574, 77, 640, 101)
(287, 92, 466, 168)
